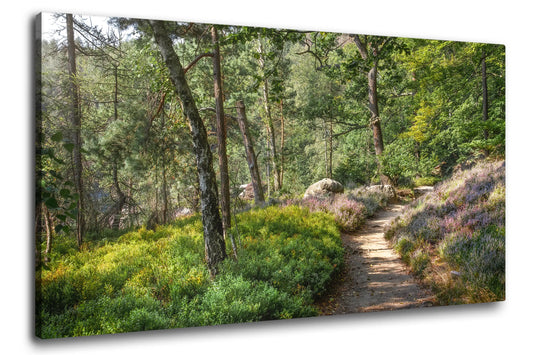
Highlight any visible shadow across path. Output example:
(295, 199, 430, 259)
(318, 204, 435, 315)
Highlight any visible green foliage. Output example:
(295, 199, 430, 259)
(413, 176, 441, 187)
(176, 274, 315, 327)
(223, 206, 343, 297)
(38, 15, 506, 337)
(36, 206, 342, 337)
(379, 137, 418, 185)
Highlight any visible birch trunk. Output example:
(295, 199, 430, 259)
(150, 20, 226, 277)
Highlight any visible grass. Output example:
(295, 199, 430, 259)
(385, 159, 505, 304)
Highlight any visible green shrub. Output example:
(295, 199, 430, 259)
(410, 249, 431, 277)
(413, 176, 441, 187)
(394, 236, 415, 261)
(179, 274, 316, 327)
(36, 204, 343, 337)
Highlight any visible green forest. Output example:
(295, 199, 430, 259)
(35, 13, 505, 338)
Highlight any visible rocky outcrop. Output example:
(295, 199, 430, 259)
(303, 178, 344, 199)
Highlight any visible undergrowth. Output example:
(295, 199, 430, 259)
(385, 160, 505, 304)
(36, 206, 343, 338)
(283, 188, 389, 232)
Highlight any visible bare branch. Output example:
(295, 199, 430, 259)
(199, 107, 238, 121)
(295, 38, 324, 68)
(352, 34, 368, 60)
(332, 123, 368, 138)
(183, 52, 213, 74)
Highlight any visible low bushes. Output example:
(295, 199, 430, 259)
(385, 160, 505, 303)
(284, 188, 389, 233)
(36, 205, 343, 338)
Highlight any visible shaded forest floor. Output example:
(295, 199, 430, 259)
(317, 202, 435, 315)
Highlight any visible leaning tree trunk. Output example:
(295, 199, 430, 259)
(66, 14, 85, 248)
(150, 20, 226, 277)
(236, 100, 265, 204)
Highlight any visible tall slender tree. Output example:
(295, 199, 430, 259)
(257, 36, 281, 193)
(211, 26, 231, 238)
(66, 14, 85, 248)
(150, 19, 226, 277)
(236, 100, 265, 204)
(352, 35, 391, 184)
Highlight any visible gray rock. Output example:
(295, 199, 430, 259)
(303, 178, 344, 199)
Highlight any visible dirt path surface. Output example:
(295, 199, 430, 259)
(318, 203, 435, 315)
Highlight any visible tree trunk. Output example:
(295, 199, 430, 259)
(368, 63, 384, 156)
(257, 38, 280, 192)
(150, 20, 226, 277)
(211, 26, 231, 237)
(481, 52, 489, 141)
(367, 62, 390, 184)
(111, 64, 125, 230)
(66, 14, 85, 248)
(162, 160, 168, 224)
(324, 119, 328, 178)
(236, 100, 265, 204)
(328, 118, 333, 179)
(43, 204, 53, 263)
(353, 35, 390, 185)
(111, 160, 126, 230)
(279, 99, 285, 189)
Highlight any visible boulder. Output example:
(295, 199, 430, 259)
(238, 182, 266, 200)
(238, 183, 255, 200)
(303, 178, 344, 199)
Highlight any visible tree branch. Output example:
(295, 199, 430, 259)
(183, 52, 214, 74)
(295, 39, 324, 68)
(352, 34, 368, 60)
(199, 107, 238, 121)
(332, 123, 368, 138)
(375, 37, 392, 57)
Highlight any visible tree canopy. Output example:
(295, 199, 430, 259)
(36, 13, 505, 267)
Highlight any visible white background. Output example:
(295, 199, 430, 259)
(2, 1, 531, 354)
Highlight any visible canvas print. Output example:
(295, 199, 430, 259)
(35, 12, 505, 338)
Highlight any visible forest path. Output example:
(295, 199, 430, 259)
(317, 202, 435, 315)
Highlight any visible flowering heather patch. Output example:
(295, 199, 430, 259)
(385, 160, 505, 303)
(283, 191, 384, 233)
(347, 187, 389, 216)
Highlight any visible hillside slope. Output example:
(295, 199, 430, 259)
(385, 160, 505, 303)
